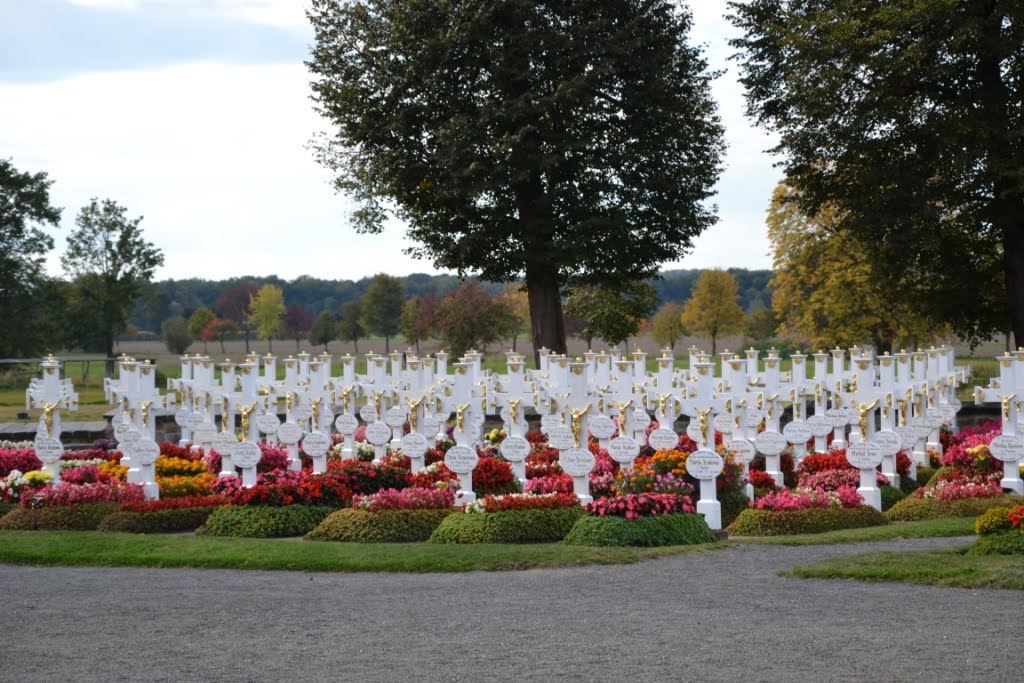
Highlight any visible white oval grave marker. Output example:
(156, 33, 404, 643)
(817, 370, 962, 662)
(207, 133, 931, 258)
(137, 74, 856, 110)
(726, 439, 756, 464)
(174, 409, 193, 428)
(385, 407, 407, 428)
(648, 428, 679, 451)
(444, 445, 479, 474)
(232, 441, 262, 469)
(588, 415, 617, 441)
(365, 422, 392, 446)
(34, 437, 63, 464)
(192, 425, 217, 445)
(132, 438, 161, 466)
(335, 414, 358, 434)
(632, 409, 651, 430)
(400, 432, 429, 459)
(608, 436, 640, 464)
(713, 414, 736, 434)
(358, 405, 378, 423)
(872, 430, 902, 456)
(560, 447, 596, 477)
(499, 435, 531, 462)
(783, 421, 813, 445)
(277, 421, 303, 445)
(989, 434, 1024, 462)
(825, 408, 848, 428)
(302, 432, 330, 457)
(687, 449, 724, 479)
(548, 425, 575, 451)
(846, 441, 884, 469)
(420, 415, 440, 436)
(212, 432, 238, 456)
(806, 415, 833, 438)
(256, 413, 281, 434)
(754, 431, 787, 456)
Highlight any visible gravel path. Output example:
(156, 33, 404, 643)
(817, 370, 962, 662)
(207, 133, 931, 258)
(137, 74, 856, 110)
(2, 536, 1019, 683)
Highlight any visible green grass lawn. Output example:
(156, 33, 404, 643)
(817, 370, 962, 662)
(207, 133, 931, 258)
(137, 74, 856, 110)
(730, 517, 977, 545)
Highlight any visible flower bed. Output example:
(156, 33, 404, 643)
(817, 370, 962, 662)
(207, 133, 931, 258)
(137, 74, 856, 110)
(726, 506, 887, 536)
(562, 513, 714, 547)
(306, 508, 454, 543)
(586, 493, 694, 519)
(969, 504, 1024, 555)
(884, 493, 1024, 522)
(354, 487, 454, 511)
(751, 485, 863, 512)
(196, 504, 335, 538)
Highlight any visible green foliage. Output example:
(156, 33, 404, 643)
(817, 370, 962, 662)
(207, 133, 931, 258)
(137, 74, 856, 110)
(188, 306, 215, 352)
(0, 503, 120, 531)
(968, 531, 1024, 556)
(719, 490, 751, 528)
(974, 507, 1017, 536)
(161, 315, 192, 354)
(563, 281, 657, 350)
(0, 159, 63, 358)
(308, 310, 337, 351)
(880, 485, 906, 512)
(307, 1, 725, 353)
(306, 508, 453, 543)
(399, 295, 435, 355)
(729, 0, 1023, 344)
(428, 507, 584, 544)
(196, 505, 334, 538)
(61, 198, 164, 361)
(726, 506, 887, 536)
(337, 299, 365, 352)
(884, 494, 1024, 522)
(433, 281, 518, 358)
(562, 513, 714, 547)
(915, 466, 938, 487)
(98, 506, 220, 533)
(359, 274, 404, 352)
(246, 284, 285, 351)
(681, 269, 745, 355)
(899, 475, 920, 496)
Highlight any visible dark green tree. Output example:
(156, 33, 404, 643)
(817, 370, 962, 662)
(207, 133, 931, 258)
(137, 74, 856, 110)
(729, 0, 1024, 345)
(0, 159, 62, 358)
(309, 310, 337, 351)
(434, 281, 518, 359)
(161, 315, 192, 354)
(563, 281, 657, 351)
(62, 198, 164, 370)
(337, 299, 366, 353)
(307, 1, 725, 359)
(359, 274, 404, 353)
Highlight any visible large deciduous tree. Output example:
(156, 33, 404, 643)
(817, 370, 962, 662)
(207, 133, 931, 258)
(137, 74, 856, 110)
(337, 300, 365, 353)
(282, 303, 314, 351)
(0, 159, 62, 358)
(651, 301, 687, 351)
(729, 0, 1024, 345)
(307, 1, 725, 360)
(563, 281, 657, 351)
(767, 181, 942, 352)
(434, 281, 518, 359)
(61, 198, 163, 371)
(247, 284, 286, 352)
(681, 269, 745, 356)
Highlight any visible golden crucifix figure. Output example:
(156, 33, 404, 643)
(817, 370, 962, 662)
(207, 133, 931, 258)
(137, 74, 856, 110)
(569, 404, 590, 448)
(340, 386, 354, 414)
(657, 393, 673, 420)
(238, 402, 258, 438)
(896, 398, 907, 426)
(406, 395, 423, 433)
(139, 401, 152, 430)
(508, 398, 521, 424)
(310, 398, 322, 431)
(455, 403, 469, 432)
(857, 399, 879, 438)
(614, 400, 632, 436)
(42, 401, 58, 437)
(999, 394, 1016, 421)
(373, 390, 385, 416)
(695, 407, 712, 445)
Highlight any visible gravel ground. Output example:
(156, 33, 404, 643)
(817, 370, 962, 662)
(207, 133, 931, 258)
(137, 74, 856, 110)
(1, 536, 1019, 683)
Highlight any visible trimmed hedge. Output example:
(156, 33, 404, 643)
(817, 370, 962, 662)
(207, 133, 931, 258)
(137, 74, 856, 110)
(974, 506, 1017, 536)
(719, 491, 751, 528)
(884, 494, 1024, 522)
(880, 485, 906, 512)
(196, 505, 335, 538)
(914, 466, 938, 487)
(898, 476, 919, 495)
(98, 506, 221, 533)
(562, 513, 714, 547)
(726, 506, 887, 536)
(306, 508, 454, 543)
(0, 502, 120, 531)
(428, 507, 584, 544)
(968, 530, 1024, 556)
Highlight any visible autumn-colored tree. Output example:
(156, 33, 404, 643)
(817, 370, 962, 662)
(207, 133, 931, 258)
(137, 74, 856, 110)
(246, 284, 285, 352)
(216, 281, 257, 353)
(203, 318, 239, 353)
(681, 269, 745, 356)
(434, 282, 519, 359)
(650, 301, 687, 351)
(497, 284, 531, 352)
(188, 307, 215, 353)
(767, 181, 939, 352)
(282, 303, 314, 351)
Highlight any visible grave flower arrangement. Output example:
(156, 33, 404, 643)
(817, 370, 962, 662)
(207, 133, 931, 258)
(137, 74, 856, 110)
(471, 455, 520, 495)
(969, 503, 1024, 555)
(354, 487, 455, 511)
(1, 469, 51, 502)
(409, 461, 460, 490)
(20, 479, 145, 508)
(0, 447, 42, 477)
(464, 491, 578, 514)
(586, 492, 695, 519)
(751, 485, 864, 512)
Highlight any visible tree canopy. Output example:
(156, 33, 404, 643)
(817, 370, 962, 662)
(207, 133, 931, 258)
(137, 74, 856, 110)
(681, 269, 745, 356)
(307, 0, 725, 357)
(729, 0, 1024, 345)
(0, 159, 62, 358)
(563, 281, 656, 351)
(359, 273, 404, 353)
(247, 284, 286, 352)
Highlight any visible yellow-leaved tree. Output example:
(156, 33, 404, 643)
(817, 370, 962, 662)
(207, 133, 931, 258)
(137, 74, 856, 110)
(767, 181, 940, 352)
(247, 284, 285, 352)
(681, 269, 745, 355)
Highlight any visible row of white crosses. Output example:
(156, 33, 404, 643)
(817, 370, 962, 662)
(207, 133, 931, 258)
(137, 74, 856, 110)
(972, 351, 1024, 494)
(26, 356, 79, 484)
(104, 356, 174, 499)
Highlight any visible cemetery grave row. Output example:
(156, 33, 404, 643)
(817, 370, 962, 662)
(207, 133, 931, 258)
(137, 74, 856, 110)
(14, 343, 1023, 537)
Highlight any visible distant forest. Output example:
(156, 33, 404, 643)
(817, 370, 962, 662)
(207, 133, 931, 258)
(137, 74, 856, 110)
(130, 268, 773, 332)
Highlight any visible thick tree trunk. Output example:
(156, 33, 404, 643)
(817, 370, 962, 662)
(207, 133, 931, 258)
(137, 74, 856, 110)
(1004, 216, 1024, 348)
(526, 262, 567, 365)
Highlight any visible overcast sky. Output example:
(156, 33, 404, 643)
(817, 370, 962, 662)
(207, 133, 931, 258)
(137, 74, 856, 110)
(0, 0, 781, 283)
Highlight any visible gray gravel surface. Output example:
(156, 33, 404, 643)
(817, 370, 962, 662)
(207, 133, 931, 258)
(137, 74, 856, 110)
(2, 536, 1020, 683)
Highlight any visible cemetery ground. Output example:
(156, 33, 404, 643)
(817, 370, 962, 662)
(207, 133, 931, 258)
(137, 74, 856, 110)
(1, 534, 1018, 683)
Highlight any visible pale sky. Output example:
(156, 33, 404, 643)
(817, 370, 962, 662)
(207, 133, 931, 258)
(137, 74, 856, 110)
(0, 0, 781, 282)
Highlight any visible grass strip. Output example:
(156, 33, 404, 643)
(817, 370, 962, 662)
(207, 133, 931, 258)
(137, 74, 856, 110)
(784, 547, 1024, 590)
(728, 517, 976, 546)
(0, 530, 711, 573)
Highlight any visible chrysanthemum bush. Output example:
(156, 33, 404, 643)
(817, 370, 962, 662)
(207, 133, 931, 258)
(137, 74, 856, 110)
(586, 493, 694, 519)
(969, 503, 1024, 555)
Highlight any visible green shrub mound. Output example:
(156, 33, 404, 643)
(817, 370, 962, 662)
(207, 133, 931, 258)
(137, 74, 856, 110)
(561, 513, 714, 547)
(306, 508, 453, 542)
(0, 503, 120, 531)
(914, 466, 938, 487)
(428, 507, 584, 544)
(98, 506, 221, 534)
(726, 506, 887, 536)
(0, 501, 16, 518)
(968, 530, 1024, 555)
(719, 491, 751, 528)
(196, 505, 334, 538)
(898, 476, 920, 496)
(884, 494, 1024, 522)
(880, 485, 906, 511)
